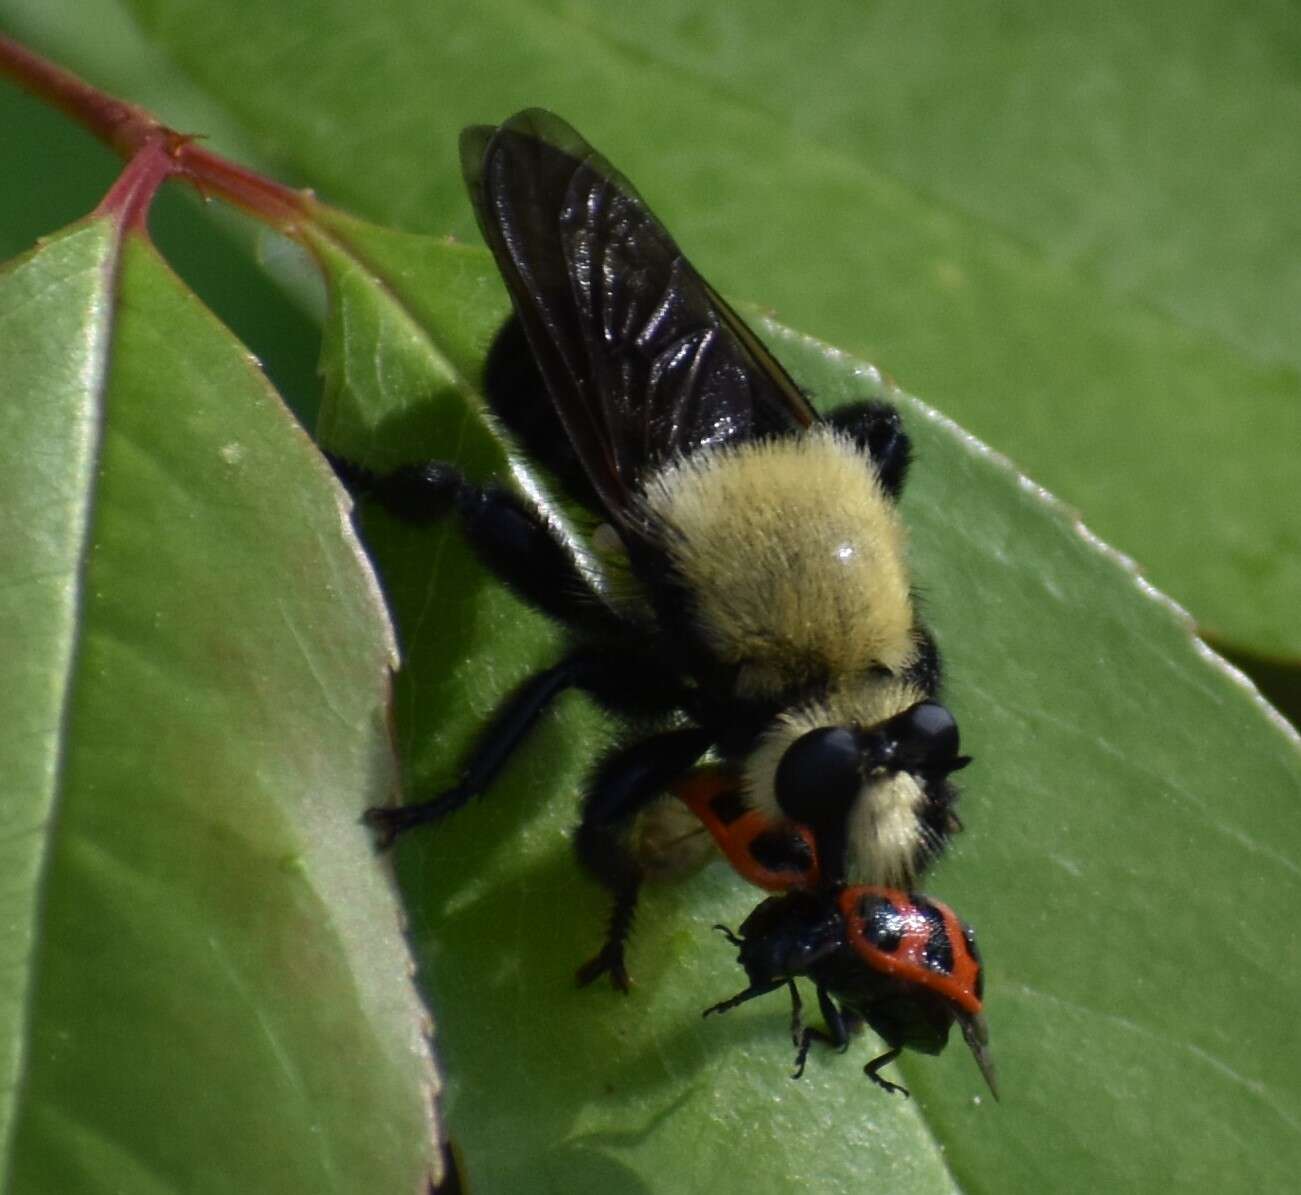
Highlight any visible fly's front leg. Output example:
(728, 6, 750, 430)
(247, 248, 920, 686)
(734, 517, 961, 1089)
(574, 726, 715, 991)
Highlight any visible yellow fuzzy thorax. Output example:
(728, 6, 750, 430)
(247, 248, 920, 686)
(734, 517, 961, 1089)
(639, 430, 916, 695)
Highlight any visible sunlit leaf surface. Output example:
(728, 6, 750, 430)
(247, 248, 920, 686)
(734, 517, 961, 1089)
(0, 213, 438, 1193)
(311, 220, 1301, 1193)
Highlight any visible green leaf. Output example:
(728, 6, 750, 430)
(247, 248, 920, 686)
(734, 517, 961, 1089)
(308, 209, 564, 787)
(46, 0, 1289, 659)
(0, 215, 438, 1191)
(309, 217, 1301, 1192)
(2, 6, 1298, 1191)
(1204, 639, 1301, 734)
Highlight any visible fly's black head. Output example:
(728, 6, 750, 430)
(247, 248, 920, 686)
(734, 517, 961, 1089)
(859, 700, 969, 777)
(774, 725, 861, 829)
(774, 703, 967, 823)
(772, 701, 968, 879)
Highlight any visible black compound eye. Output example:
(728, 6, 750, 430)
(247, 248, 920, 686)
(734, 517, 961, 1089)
(774, 726, 860, 825)
(890, 701, 960, 769)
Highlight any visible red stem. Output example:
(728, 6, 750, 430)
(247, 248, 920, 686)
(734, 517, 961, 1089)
(95, 139, 178, 232)
(0, 32, 312, 231)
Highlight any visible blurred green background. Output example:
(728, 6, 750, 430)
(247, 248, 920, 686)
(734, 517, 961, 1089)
(2, 0, 1296, 712)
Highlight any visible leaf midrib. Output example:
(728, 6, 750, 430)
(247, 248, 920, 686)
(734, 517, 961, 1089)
(0, 216, 124, 1186)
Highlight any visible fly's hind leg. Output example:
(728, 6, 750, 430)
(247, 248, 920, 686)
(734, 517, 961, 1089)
(327, 452, 642, 844)
(327, 452, 617, 632)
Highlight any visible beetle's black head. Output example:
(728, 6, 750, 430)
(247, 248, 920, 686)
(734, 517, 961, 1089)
(728, 891, 846, 988)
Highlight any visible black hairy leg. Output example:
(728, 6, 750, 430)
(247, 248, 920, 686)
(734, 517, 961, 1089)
(328, 452, 615, 633)
(364, 654, 592, 847)
(826, 399, 912, 500)
(331, 445, 716, 980)
(574, 726, 715, 990)
(363, 644, 691, 845)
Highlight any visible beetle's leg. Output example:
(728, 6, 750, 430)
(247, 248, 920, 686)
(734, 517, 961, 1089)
(864, 1047, 910, 1098)
(792, 984, 852, 1079)
(787, 980, 805, 1051)
(701, 978, 786, 1019)
(818, 984, 852, 1052)
(574, 726, 716, 991)
(711, 924, 745, 948)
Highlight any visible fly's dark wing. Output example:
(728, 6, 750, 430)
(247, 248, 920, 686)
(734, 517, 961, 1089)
(461, 109, 817, 528)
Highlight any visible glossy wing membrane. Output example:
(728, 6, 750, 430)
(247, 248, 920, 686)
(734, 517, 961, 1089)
(461, 109, 817, 525)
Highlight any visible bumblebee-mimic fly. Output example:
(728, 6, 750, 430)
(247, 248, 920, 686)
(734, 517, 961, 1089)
(336, 110, 970, 989)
